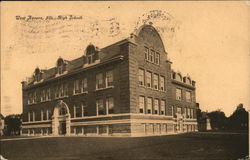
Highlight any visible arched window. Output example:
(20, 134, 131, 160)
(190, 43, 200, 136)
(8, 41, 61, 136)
(34, 67, 42, 82)
(186, 78, 192, 85)
(176, 73, 182, 81)
(85, 44, 98, 64)
(56, 57, 66, 75)
(59, 107, 67, 115)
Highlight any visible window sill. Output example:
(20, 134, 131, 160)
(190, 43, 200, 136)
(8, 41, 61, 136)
(137, 113, 172, 117)
(72, 113, 126, 120)
(73, 91, 88, 96)
(138, 85, 166, 92)
(95, 86, 114, 91)
(55, 96, 69, 100)
(145, 59, 160, 66)
(28, 99, 53, 105)
(23, 120, 52, 124)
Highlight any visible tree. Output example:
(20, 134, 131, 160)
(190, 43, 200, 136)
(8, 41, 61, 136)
(228, 104, 248, 130)
(4, 114, 22, 136)
(207, 110, 227, 130)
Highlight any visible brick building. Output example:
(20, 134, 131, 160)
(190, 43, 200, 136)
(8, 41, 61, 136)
(21, 24, 198, 137)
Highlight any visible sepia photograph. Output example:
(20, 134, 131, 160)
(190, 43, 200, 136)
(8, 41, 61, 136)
(0, 1, 249, 160)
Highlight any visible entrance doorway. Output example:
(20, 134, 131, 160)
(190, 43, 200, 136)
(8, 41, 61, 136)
(59, 121, 66, 135)
(52, 100, 71, 136)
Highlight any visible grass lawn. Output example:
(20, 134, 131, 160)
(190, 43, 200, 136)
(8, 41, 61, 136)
(0, 132, 248, 160)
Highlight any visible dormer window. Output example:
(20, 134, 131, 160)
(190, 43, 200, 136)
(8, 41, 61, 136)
(87, 56, 93, 64)
(56, 57, 67, 75)
(187, 78, 192, 85)
(58, 65, 63, 74)
(176, 73, 182, 82)
(85, 44, 99, 64)
(34, 67, 43, 82)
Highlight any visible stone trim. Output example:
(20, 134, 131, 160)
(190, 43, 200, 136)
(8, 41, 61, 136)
(22, 124, 52, 128)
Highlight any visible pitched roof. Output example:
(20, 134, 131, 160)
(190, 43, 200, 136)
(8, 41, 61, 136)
(25, 38, 131, 86)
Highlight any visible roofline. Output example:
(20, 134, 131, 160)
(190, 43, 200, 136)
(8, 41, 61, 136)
(101, 38, 136, 50)
(171, 79, 196, 90)
(23, 55, 124, 90)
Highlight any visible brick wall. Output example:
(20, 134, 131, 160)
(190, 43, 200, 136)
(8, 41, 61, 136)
(22, 54, 130, 122)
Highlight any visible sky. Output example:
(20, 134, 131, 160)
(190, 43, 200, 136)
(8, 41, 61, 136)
(1, 1, 249, 116)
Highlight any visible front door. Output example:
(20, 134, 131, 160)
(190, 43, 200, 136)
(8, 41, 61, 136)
(59, 121, 66, 135)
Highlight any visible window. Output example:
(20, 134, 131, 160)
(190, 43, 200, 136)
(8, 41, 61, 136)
(41, 89, 46, 102)
(81, 102, 86, 116)
(33, 92, 37, 103)
(96, 99, 104, 115)
(177, 107, 182, 114)
(186, 91, 191, 102)
(59, 84, 64, 97)
(183, 107, 187, 118)
(42, 110, 47, 120)
(176, 74, 182, 81)
(28, 112, 31, 122)
(75, 104, 82, 117)
(190, 108, 193, 118)
(28, 93, 33, 104)
(185, 108, 188, 118)
(106, 71, 114, 87)
(171, 106, 175, 116)
(55, 85, 59, 98)
(139, 96, 145, 113)
(41, 110, 43, 120)
(149, 50, 154, 62)
(144, 47, 149, 60)
(34, 74, 40, 82)
(138, 68, 145, 86)
(87, 55, 93, 64)
(176, 88, 182, 100)
(106, 97, 114, 114)
(96, 73, 103, 89)
(33, 111, 35, 121)
(153, 74, 159, 90)
(144, 48, 160, 65)
(74, 80, 81, 94)
(59, 107, 67, 115)
(46, 88, 51, 101)
(58, 66, 63, 74)
(160, 100, 166, 115)
(155, 52, 160, 65)
(154, 99, 159, 114)
(29, 111, 35, 121)
(187, 108, 191, 118)
(146, 71, 152, 88)
(86, 45, 97, 64)
(48, 110, 52, 120)
(147, 98, 153, 114)
(81, 78, 88, 92)
(186, 78, 192, 85)
(160, 76, 165, 91)
(64, 83, 68, 96)
(57, 58, 65, 75)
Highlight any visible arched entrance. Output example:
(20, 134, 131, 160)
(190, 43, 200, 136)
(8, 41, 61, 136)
(52, 100, 71, 136)
(176, 113, 184, 133)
